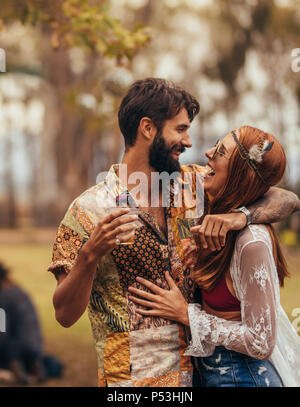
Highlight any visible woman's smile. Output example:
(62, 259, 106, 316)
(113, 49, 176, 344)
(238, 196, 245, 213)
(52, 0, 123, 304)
(204, 163, 215, 178)
(204, 134, 236, 196)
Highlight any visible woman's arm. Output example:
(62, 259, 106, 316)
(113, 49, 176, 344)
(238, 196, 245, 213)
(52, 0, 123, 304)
(129, 240, 279, 360)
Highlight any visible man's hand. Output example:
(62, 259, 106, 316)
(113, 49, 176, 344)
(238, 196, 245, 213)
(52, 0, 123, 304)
(83, 208, 139, 262)
(53, 208, 140, 328)
(190, 212, 246, 252)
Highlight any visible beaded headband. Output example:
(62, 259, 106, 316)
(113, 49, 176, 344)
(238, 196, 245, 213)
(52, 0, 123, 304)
(231, 130, 274, 187)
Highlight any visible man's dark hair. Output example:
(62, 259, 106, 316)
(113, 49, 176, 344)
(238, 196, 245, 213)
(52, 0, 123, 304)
(0, 262, 9, 283)
(118, 77, 200, 148)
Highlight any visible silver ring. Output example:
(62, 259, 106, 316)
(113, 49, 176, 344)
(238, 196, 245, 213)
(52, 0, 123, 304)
(116, 237, 121, 245)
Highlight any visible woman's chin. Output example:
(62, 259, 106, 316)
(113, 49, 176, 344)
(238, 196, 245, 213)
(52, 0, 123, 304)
(204, 178, 212, 191)
(204, 179, 216, 197)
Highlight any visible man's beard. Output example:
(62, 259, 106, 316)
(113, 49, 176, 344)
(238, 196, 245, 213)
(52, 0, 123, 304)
(149, 130, 185, 175)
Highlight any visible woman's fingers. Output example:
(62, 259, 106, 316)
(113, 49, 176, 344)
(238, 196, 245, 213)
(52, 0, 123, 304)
(135, 276, 163, 294)
(135, 308, 161, 316)
(191, 222, 207, 249)
(164, 271, 177, 289)
(128, 293, 162, 317)
(128, 286, 157, 301)
(191, 215, 225, 251)
(211, 221, 222, 251)
(200, 219, 215, 251)
(128, 295, 157, 309)
(219, 222, 229, 248)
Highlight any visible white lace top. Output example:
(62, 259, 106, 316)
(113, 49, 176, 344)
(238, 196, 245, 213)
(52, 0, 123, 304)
(184, 225, 300, 387)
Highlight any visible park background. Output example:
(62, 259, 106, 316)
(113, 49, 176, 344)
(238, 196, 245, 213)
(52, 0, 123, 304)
(0, 0, 300, 386)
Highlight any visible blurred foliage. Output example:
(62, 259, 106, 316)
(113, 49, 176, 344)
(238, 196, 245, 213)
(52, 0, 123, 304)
(0, 0, 300, 227)
(0, 0, 150, 60)
(0, 0, 151, 224)
(280, 229, 299, 247)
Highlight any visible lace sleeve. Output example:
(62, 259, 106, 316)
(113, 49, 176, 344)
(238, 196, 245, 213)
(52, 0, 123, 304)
(185, 240, 279, 359)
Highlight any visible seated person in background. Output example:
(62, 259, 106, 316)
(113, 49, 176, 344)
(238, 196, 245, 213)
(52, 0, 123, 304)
(0, 262, 46, 385)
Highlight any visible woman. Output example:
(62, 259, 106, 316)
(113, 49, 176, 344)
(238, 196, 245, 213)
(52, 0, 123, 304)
(128, 125, 300, 387)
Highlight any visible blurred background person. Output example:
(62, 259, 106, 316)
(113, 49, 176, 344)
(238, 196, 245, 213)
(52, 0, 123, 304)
(0, 262, 46, 385)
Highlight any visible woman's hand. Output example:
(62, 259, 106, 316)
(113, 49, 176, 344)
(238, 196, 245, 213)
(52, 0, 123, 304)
(128, 271, 190, 326)
(190, 212, 246, 251)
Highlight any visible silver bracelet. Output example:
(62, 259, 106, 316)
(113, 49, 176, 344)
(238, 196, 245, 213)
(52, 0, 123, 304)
(235, 206, 252, 226)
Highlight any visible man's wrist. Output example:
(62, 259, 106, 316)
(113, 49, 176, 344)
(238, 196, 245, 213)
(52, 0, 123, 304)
(233, 206, 252, 226)
(79, 243, 99, 269)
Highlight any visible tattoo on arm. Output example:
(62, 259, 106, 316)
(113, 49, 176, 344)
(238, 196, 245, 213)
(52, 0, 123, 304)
(248, 187, 300, 224)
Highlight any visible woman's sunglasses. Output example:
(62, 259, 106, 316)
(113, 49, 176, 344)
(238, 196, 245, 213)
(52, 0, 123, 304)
(212, 139, 227, 160)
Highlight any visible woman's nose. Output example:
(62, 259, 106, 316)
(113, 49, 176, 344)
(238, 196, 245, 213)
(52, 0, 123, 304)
(205, 147, 214, 160)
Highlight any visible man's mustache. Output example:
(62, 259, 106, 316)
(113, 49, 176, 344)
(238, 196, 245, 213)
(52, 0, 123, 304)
(171, 145, 186, 154)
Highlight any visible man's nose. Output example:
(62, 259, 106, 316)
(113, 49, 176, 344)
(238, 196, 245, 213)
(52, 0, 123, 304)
(182, 132, 192, 148)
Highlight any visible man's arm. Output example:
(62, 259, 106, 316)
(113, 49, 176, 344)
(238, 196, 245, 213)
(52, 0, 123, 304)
(249, 186, 300, 224)
(191, 187, 300, 251)
(53, 209, 137, 327)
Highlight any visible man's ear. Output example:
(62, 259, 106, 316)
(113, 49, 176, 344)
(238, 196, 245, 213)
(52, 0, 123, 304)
(139, 117, 156, 142)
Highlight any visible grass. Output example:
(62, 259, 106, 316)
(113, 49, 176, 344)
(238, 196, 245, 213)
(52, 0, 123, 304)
(279, 248, 300, 320)
(0, 229, 299, 387)
(0, 231, 98, 387)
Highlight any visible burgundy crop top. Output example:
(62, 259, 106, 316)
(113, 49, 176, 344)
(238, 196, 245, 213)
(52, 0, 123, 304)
(201, 272, 241, 312)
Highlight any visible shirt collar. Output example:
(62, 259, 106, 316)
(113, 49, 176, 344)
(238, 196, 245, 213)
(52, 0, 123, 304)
(104, 164, 127, 195)
(104, 164, 138, 207)
(103, 163, 199, 212)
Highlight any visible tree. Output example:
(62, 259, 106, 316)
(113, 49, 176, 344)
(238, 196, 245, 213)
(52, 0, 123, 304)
(0, 0, 149, 60)
(0, 0, 150, 224)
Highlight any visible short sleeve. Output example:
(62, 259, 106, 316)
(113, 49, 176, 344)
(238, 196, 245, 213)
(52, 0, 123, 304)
(48, 202, 92, 278)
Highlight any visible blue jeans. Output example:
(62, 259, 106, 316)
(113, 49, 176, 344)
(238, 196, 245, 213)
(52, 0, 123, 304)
(196, 346, 283, 387)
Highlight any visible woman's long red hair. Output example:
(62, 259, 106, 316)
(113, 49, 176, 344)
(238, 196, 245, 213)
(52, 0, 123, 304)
(193, 126, 289, 290)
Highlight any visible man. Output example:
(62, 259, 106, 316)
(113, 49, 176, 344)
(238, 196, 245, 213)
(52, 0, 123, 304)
(48, 78, 299, 387)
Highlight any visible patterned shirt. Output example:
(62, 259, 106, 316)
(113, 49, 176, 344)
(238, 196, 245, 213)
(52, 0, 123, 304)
(48, 163, 206, 387)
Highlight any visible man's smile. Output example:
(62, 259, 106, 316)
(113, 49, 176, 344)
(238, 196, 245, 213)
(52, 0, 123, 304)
(172, 146, 186, 160)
